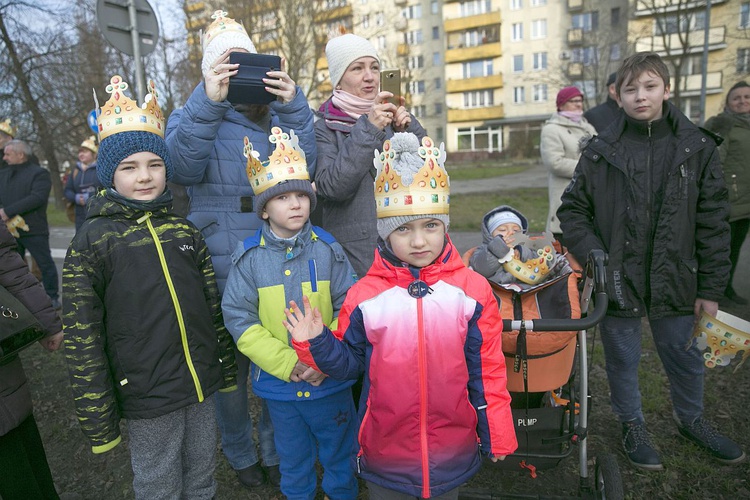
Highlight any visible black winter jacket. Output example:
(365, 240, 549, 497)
(63, 191, 237, 453)
(583, 97, 622, 135)
(0, 160, 51, 236)
(558, 102, 730, 319)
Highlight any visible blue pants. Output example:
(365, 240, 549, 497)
(214, 348, 278, 469)
(16, 234, 58, 301)
(599, 314, 704, 425)
(266, 390, 358, 500)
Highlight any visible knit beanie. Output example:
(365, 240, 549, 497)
(255, 179, 317, 218)
(201, 14, 256, 76)
(727, 81, 750, 106)
(97, 130, 173, 188)
(606, 72, 617, 86)
(487, 211, 524, 235)
(556, 86, 583, 110)
(326, 34, 380, 89)
(375, 133, 450, 240)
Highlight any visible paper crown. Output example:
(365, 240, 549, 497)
(95, 75, 164, 141)
(501, 233, 557, 285)
(374, 136, 450, 218)
(202, 10, 250, 51)
(0, 118, 16, 138)
(80, 135, 98, 154)
(244, 126, 309, 195)
(694, 310, 750, 371)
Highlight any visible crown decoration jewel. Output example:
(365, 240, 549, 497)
(501, 232, 557, 285)
(94, 75, 164, 141)
(374, 136, 450, 218)
(201, 10, 249, 51)
(0, 118, 17, 138)
(244, 126, 309, 195)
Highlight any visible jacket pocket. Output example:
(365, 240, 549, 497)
(675, 258, 698, 305)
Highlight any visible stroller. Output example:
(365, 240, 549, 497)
(460, 246, 623, 500)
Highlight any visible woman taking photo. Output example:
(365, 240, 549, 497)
(314, 34, 427, 278)
(705, 81, 750, 305)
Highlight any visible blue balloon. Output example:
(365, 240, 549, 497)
(87, 109, 98, 134)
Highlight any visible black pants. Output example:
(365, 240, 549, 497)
(728, 218, 750, 292)
(0, 414, 59, 499)
(16, 234, 58, 301)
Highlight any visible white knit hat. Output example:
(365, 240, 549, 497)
(325, 34, 380, 89)
(488, 211, 524, 235)
(201, 14, 256, 77)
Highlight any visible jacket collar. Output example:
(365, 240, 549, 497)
(369, 234, 464, 288)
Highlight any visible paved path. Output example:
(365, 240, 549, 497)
(450, 161, 547, 195)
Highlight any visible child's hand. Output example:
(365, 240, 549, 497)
(300, 366, 327, 386)
(283, 296, 324, 342)
(290, 361, 310, 382)
(490, 455, 507, 462)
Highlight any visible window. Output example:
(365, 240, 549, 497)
(512, 23, 523, 41)
(610, 43, 621, 61)
(572, 46, 599, 66)
(457, 125, 503, 152)
(513, 55, 524, 72)
(510, 0, 522, 10)
(681, 97, 701, 123)
(403, 5, 422, 19)
(531, 19, 547, 39)
(433, 52, 441, 65)
(434, 77, 441, 89)
(362, 14, 370, 28)
(435, 103, 443, 115)
(742, 3, 750, 28)
(460, 0, 491, 17)
(433, 26, 440, 39)
(656, 12, 706, 35)
(463, 90, 494, 108)
(409, 80, 426, 94)
(533, 84, 548, 102)
(407, 55, 423, 70)
(738, 48, 750, 73)
(376, 12, 384, 26)
(611, 7, 620, 26)
(531, 0, 547, 5)
(378, 35, 386, 50)
(679, 54, 705, 76)
(533, 52, 547, 70)
(463, 59, 494, 78)
(431, 0, 439, 15)
(412, 105, 427, 118)
(572, 12, 599, 32)
(513, 86, 525, 103)
(406, 30, 423, 44)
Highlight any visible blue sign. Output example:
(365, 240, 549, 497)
(87, 109, 98, 133)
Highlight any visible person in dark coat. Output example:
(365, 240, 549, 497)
(0, 139, 59, 308)
(0, 221, 63, 499)
(63, 136, 101, 232)
(583, 72, 622, 134)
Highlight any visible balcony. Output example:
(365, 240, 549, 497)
(446, 74, 503, 93)
(567, 27, 583, 45)
(635, 26, 726, 55)
(314, 4, 353, 23)
(445, 42, 501, 63)
(444, 11, 501, 33)
(568, 0, 583, 11)
(674, 72, 723, 95)
(398, 43, 409, 56)
(448, 104, 505, 122)
(634, 0, 728, 16)
(567, 62, 583, 78)
(185, 2, 206, 13)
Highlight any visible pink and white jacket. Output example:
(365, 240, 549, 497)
(293, 236, 517, 497)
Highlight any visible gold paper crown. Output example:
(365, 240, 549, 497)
(0, 118, 16, 138)
(501, 233, 557, 285)
(374, 136, 450, 218)
(80, 135, 98, 154)
(694, 310, 750, 371)
(244, 126, 309, 195)
(202, 10, 250, 51)
(95, 76, 164, 141)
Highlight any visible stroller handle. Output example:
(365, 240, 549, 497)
(502, 249, 609, 332)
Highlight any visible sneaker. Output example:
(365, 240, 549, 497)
(236, 462, 265, 488)
(265, 464, 281, 487)
(622, 420, 664, 471)
(674, 414, 746, 465)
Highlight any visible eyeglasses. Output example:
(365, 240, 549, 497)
(568, 98, 584, 103)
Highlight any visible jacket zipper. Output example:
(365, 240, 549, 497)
(416, 276, 430, 498)
(140, 212, 204, 402)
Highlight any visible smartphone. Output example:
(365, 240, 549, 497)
(380, 69, 401, 106)
(227, 52, 282, 105)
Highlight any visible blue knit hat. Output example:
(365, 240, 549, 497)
(96, 130, 173, 188)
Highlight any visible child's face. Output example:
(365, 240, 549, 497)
(112, 151, 166, 201)
(387, 217, 446, 268)
(617, 71, 670, 123)
(262, 191, 311, 238)
(491, 222, 522, 240)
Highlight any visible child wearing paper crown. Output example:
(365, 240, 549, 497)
(62, 75, 237, 499)
(283, 132, 517, 499)
(221, 127, 358, 499)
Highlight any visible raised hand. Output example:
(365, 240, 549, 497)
(264, 58, 297, 104)
(283, 296, 324, 342)
(204, 50, 239, 102)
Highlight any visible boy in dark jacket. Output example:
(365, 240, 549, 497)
(558, 52, 744, 471)
(63, 75, 237, 499)
(284, 133, 517, 499)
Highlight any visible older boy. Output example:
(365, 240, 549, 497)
(284, 132, 517, 499)
(558, 52, 745, 470)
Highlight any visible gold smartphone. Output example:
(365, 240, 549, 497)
(380, 69, 401, 106)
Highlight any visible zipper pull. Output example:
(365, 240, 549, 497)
(680, 165, 686, 178)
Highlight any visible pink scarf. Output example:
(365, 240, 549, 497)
(332, 89, 374, 119)
(559, 110, 583, 123)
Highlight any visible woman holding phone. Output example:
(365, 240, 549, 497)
(314, 34, 427, 278)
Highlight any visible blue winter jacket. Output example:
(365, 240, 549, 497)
(165, 83, 317, 292)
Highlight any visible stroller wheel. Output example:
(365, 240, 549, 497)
(594, 453, 624, 500)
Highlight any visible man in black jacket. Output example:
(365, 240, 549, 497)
(583, 72, 622, 134)
(0, 139, 59, 308)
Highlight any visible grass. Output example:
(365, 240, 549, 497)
(449, 188, 549, 232)
(448, 165, 528, 181)
(47, 203, 74, 227)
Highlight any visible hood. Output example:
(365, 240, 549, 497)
(479, 205, 528, 244)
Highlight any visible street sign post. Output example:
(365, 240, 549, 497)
(87, 109, 98, 134)
(96, 0, 160, 102)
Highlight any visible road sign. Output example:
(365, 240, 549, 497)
(87, 109, 98, 134)
(96, 0, 159, 57)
